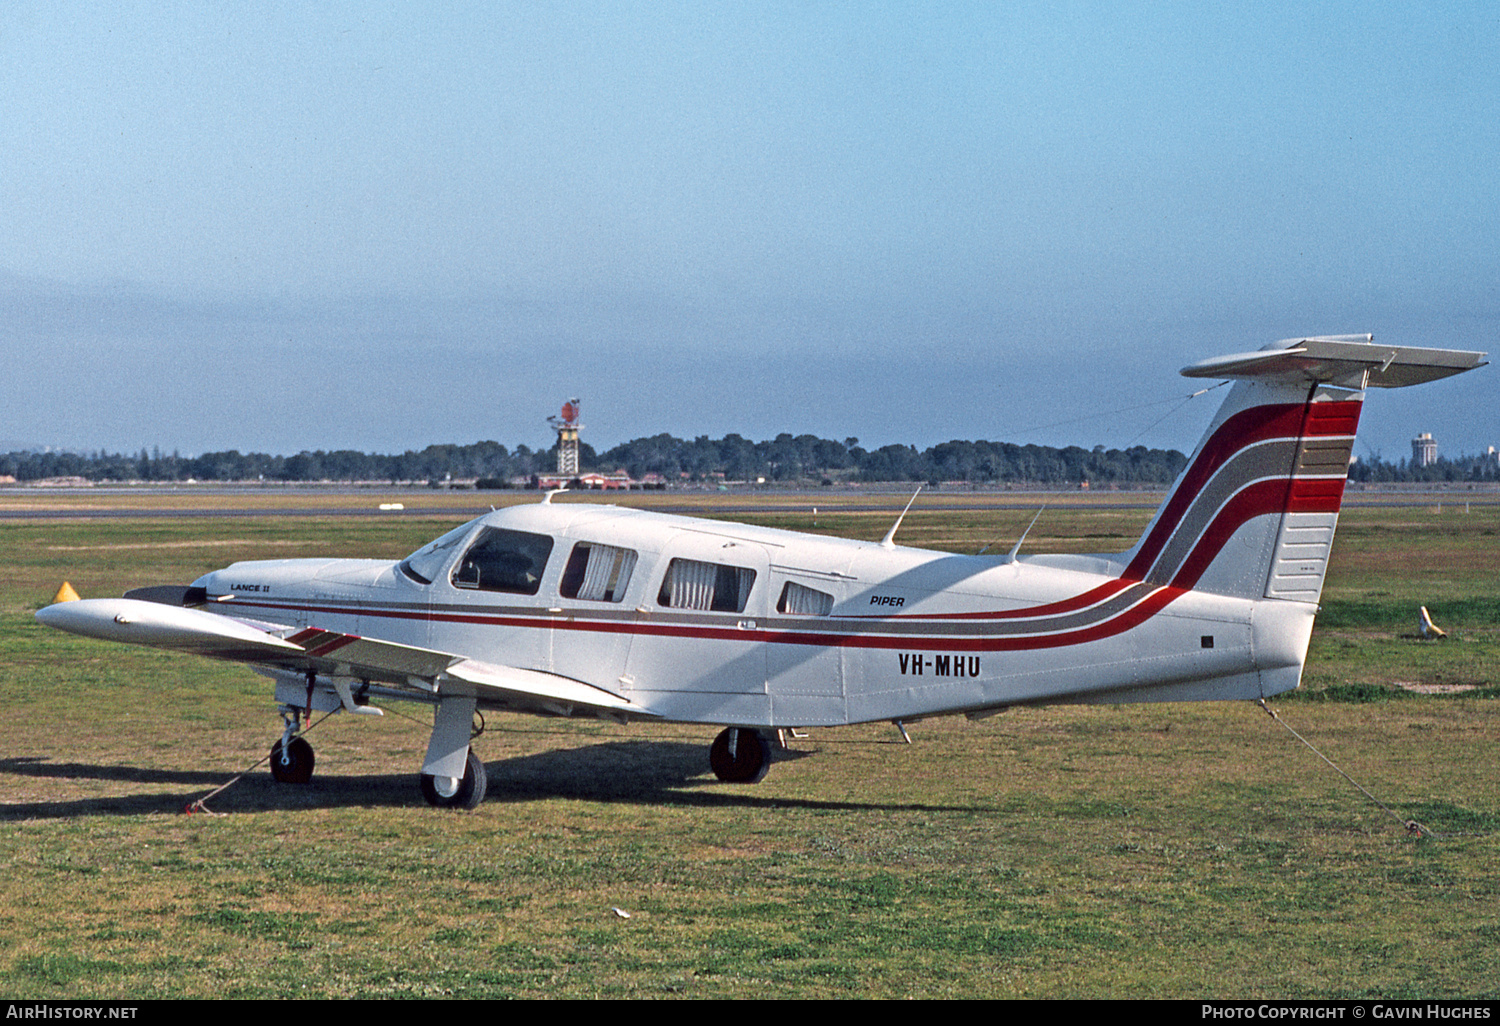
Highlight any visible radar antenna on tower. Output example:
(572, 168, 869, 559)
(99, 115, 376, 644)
(548, 399, 582, 477)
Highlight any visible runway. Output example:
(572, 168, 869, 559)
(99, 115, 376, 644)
(2, 485, 1496, 519)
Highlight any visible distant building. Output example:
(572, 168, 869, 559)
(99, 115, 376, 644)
(1412, 432, 1438, 467)
(534, 470, 636, 491)
(577, 471, 633, 490)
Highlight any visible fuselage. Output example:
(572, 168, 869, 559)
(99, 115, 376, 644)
(193, 502, 1312, 728)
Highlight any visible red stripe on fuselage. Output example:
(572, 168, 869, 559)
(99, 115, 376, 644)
(851, 578, 1137, 621)
(223, 580, 1186, 655)
(760, 586, 1186, 652)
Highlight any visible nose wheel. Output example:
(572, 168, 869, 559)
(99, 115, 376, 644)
(269, 736, 315, 784)
(709, 727, 771, 783)
(420, 748, 488, 809)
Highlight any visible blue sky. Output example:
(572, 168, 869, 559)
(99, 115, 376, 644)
(1, 3, 1494, 463)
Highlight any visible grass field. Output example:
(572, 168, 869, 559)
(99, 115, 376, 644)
(1, 491, 1496, 998)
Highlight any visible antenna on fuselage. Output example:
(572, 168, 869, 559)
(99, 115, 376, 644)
(541, 488, 568, 505)
(1002, 506, 1047, 564)
(977, 506, 1046, 558)
(879, 486, 923, 550)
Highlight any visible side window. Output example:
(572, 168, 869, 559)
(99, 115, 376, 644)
(559, 542, 638, 602)
(451, 528, 553, 595)
(777, 581, 834, 616)
(657, 558, 756, 613)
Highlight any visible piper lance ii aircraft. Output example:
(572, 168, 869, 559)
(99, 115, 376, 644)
(36, 335, 1486, 808)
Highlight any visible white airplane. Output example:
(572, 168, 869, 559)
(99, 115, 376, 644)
(35, 335, 1485, 808)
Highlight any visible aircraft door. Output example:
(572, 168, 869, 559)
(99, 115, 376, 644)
(427, 525, 555, 672)
(622, 536, 771, 725)
(766, 574, 847, 728)
(548, 539, 647, 690)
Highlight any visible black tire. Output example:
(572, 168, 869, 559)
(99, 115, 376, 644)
(270, 736, 315, 784)
(420, 748, 488, 809)
(709, 727, 771, 783)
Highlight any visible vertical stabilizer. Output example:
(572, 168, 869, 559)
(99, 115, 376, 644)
(1120, 335, 1486, 604)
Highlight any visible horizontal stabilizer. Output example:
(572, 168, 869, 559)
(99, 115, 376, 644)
(1182, 335, 1487, 389)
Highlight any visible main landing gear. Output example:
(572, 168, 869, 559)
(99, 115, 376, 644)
(420, 748, 488, 810)
(265, 727, 487, 810)
(710, 727, 771, 783)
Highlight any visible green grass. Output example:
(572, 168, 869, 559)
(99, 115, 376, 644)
(0, 494, 1496, 998)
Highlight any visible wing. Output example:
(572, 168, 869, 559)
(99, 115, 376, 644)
(35, 597, 646, 720)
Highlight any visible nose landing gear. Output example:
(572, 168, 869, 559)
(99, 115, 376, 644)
(269, 736, 315, 784)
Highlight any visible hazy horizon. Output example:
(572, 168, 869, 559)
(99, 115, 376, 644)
(3, 5, 1494, 463)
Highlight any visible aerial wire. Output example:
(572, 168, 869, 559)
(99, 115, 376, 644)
(184, 709, 336, 815)
(1006, 382, 1228, 446)
(1118, 383, 1228, 449)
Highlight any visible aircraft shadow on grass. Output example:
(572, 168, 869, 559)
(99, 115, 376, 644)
(0, 739, 983, 818)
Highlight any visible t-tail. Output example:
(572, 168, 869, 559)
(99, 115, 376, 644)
(1122, 335, 1486, 606)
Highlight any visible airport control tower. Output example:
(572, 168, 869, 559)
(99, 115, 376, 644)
(1412, 431, 1438, 467)
(548, 399, 583, 476)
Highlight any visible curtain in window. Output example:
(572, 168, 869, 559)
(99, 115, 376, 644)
(779, 581, 834, 616)
(664, 559, 719, 610)
(724, 566, 756, 612)
(577, 544, 637, 602)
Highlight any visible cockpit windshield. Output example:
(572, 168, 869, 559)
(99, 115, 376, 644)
(398, 519, 482, 585)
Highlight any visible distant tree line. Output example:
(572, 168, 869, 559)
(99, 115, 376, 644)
(1348, 453, 1500, 484)
(594, 433, 1190, 486)
(0, 443, 557, 484)
(5, 435, 1495, 487)
(2, 434, 1190, 487)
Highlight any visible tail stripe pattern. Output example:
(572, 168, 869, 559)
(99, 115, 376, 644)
(1123, 399, 1361, 593)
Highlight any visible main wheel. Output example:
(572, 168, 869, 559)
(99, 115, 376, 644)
(420, 748, 488, 809)
(270, 736, 315, 784)
(709, 727, 771, 783)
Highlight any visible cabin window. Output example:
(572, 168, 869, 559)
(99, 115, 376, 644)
(559, 542, 638, 602)
(777, 581, 834, 616)
(399, 521, 479, 584)
(451, 527, 553, 595)
(657, 558, 756, 613)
